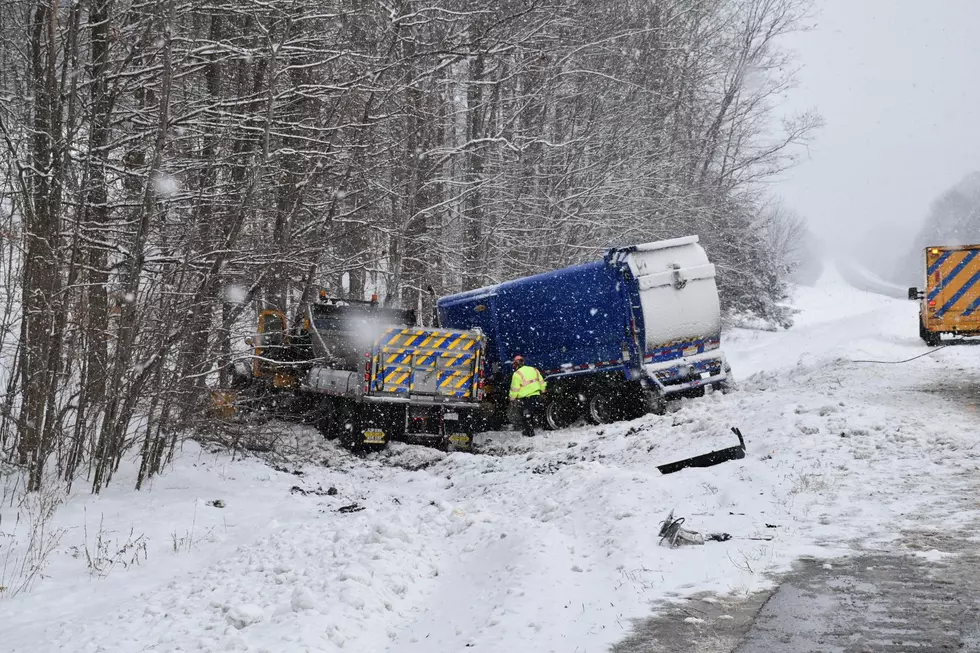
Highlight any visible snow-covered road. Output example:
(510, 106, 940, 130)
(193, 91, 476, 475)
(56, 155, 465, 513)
(3, 268, 980, 653)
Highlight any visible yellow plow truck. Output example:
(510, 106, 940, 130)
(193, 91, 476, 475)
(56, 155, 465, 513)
(217, 294, 486, 451)
(909, 244, 980, 346)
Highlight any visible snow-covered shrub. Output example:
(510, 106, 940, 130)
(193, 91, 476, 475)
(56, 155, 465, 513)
(0, 476, 65, 597)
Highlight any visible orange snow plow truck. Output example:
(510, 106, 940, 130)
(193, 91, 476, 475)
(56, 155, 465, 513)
(908, 244, 980, 346)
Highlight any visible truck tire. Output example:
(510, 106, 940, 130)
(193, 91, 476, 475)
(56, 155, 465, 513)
(616, 390, 647, 421)
(643, 389, 667, 416)
(468, 405, 503, 433)
(717, 379, 736, 394)
(586, 391, 615, 425)
(315, 399, 341, 440)
(336, 401, 363, 450)
(544, 396, 579, 430)
(919, 316, 941, 347)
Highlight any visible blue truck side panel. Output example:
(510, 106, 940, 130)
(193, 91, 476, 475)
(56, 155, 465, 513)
(436, 261, 640, 378)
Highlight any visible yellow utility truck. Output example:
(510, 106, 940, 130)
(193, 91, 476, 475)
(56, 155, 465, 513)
(219, 293, 486, 451)
(908, 244, 980, 346)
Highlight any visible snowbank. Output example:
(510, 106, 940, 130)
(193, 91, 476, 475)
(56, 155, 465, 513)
(2, 270, 980, 653)
(726, 263, 919, 377)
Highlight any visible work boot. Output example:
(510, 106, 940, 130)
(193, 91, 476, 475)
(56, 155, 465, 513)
(522, 410, 535, 437)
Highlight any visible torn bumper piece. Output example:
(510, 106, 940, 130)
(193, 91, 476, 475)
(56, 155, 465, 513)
(656, 427, 746, 475)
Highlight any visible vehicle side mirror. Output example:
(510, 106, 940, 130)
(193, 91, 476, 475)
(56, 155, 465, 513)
(245, 336, 254, 347)
(907, 287, 921, 301)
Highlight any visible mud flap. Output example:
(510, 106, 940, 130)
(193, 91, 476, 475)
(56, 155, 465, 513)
(656, 427, 746, 475)
(361, 428, 387, 447)
(444, 409, 474, 452)
(399, 409, 475, 452)
(340, 403, 389, 450)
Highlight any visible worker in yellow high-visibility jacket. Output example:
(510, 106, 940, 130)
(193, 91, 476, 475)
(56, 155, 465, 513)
(509, 355, 547, 437)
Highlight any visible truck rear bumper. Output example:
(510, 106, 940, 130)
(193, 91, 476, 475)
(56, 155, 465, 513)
(360, 395, 481, 410)
(642, 350, 729, 395)
(923, 324, 980, 336)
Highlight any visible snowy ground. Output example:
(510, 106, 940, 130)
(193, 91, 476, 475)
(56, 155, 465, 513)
(3, 265, 980, 653)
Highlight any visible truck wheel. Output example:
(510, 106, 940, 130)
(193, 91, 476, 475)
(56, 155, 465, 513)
(544, 397, 579, 430)
(643, 389, 667, 415)
(466, 407, 497, 433)
(717, 379, 736, 394)
(336, 401, 363, 450)
(616, 390, 647, 421)
(919, 317, 941, 346)
(586, 391, 614, 425)
(315, 400, 341, 440)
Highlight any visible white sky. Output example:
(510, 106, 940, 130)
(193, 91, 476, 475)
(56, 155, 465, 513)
(777, 0, 980, 246)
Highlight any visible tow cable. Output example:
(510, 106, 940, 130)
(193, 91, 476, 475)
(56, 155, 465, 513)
(851, 344, 949, 365)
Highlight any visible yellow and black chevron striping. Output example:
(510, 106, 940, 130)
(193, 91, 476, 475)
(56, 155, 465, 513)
(373, 327, 482, 398)
(924, 246, 980, 326)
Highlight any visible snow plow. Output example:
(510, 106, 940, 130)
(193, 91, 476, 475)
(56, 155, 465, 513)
(216, 294, 486, 451)
(908, 244, 980, 346)
(437, 236, 732, 430)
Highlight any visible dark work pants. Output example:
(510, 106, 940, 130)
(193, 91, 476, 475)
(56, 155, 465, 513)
(516, 395, 542, 437)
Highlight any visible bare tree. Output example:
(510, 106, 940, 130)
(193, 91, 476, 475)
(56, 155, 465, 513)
(0, 0, 818, 494)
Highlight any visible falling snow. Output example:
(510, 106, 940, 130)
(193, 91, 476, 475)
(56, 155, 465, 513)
(223, 284, 248, 305)
(152, 174, 180, 198)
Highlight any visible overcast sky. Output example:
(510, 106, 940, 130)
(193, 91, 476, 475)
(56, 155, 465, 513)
(777, 0, 980, 246)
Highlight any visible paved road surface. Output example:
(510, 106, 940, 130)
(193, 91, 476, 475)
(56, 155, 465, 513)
(834, 258, 911, 300)
(613, 533, 980, 653)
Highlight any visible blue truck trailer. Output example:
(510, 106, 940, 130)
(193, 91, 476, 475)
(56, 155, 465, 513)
(436, 236, 731, 429)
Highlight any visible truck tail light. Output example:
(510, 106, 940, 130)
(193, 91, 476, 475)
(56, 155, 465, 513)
(363, 360, 371, 392)
(928, 300, 937, 307)
(475, 353, 485, 399)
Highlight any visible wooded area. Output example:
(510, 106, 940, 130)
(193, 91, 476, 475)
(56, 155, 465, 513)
(894, 172, 980, 285)
(0, 0, 816, 492)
